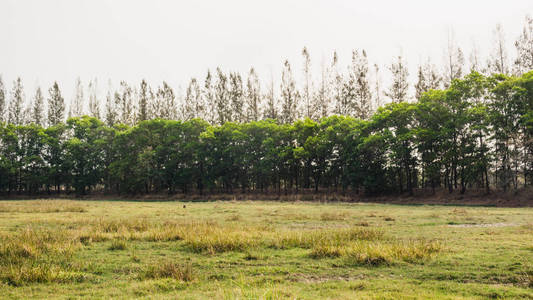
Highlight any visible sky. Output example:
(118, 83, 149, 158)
(1, 0, 532, 104)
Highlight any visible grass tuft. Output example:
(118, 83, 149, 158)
(310, 240, 443, 266)
(143, 262, 194, 282)
(108, 240, 128, 251)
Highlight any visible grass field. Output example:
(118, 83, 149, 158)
(0, 199, 532, 299)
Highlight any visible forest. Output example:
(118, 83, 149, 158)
(0, 17, 532, 197)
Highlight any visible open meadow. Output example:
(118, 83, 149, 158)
(0, 199, 532, 299)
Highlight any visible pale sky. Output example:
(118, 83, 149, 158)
(1, 0, 532, 104)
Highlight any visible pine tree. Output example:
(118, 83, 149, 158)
(31, 87, 44, 126)
(0, 76, 5, 123)
(415, 59, 442, 100)
(88, 79, 100, 120)
(469, 41, 485, 73)
(203, 70, 216, 124)
(47, 82, 65, 126)
(154, 82, 175, 120)
(229, 72, 245, 122)
(514, 15, 533, 74)
(351, 49, 372, 119)
(8, 78, 24, 125)
(214, 68, 231, 124)
(105, 89, 116, 127)
(137, 79, 149, 122)
(245, 68, 261, 122)
(385, 55, 409, 103)
(69, 77, 84, 118)
(118, 81, 134, 125)
(443, 32, 465, 87)
(263, 75, 278, 120)
(331, 51, 345, 115)
(487, 24, 510, 75)
(301, 47, 313, 119)
(183, 78, 203, 120)
(280, 60, 299, 124)
(373, 64, 382, 110)
(313, 59, 330, 120)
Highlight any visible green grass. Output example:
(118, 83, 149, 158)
(0, 199, 532, 299)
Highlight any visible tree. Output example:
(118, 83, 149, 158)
(183, 78, 203, 120)
(229, 72, 245, 122)
(137, 79, 150, 122)
(263, 75, 278, 120)
(118, 81, 134, 125)
(514, 15, 533, 75)
(47, 82, 65, 126)
(104, 81, 118, 127)
(0, 76, 5, 123)
(385, 55, 409, 103)
(443, 32, 465, 86)
(280, 60, 299, 124)
(331, 51, 346, 115)
(214, 68, 231, 124)
(203, 70, 216, 124)
(373, 64, 382, 111)
(469, 40, 485, 73)
(487, 24, 510, 75)
(69, 77, 84, 118)
(301, 47, 313, 119)
(31, 87, 45, 126)
(8, 77, 24, 125)
(415, 59, 442, 100)
(313, 59, 330, 120)
(351, 49, 372, 119)
(88, 79, 100, 120)
(245, 68, 261, 122)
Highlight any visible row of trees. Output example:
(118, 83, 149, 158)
(1, 17, 532, 127)
(1, 71, 532, 196)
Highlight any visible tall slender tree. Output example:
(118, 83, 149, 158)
(31, 87, 44, 126)
(47, 82, 65, 126)
(415, 58, 442, 100)
(514, 15, 533, 74)
(69, 77, 84, 118)
(301, 47, 313, 119)
(214, 68, 231, 124)
(331, 51, 346, 115)
(263, 75, 278, 120)
(229, 72, 245, 122)
(313, 58, 330, 120)
(373, 64, 382, 110)
(0, 76, 5, 123)
(351, 49, 372, 119)
(202, 70, 216, 124)
(183, 78, 203, 120)
(385, 55, 410, 103)
(88, 79, 100, 120)
(280, 60, 299, 124)
(118, 81, 134, 125)
(8, 77, 24, 125)
(137, 79, 150, 122)
(245, 68, 261, 122)
(487, 24, 510, 75)
(443, 32, 465, 86)
(105, 81, 117, 126)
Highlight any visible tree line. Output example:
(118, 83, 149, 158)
(0, 17, 532, 128)
(0, 71, 532, 196)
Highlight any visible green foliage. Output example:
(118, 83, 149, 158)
(0, 71, 532, 195)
